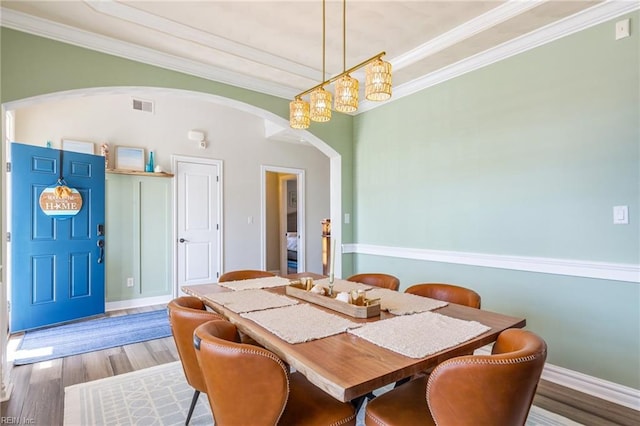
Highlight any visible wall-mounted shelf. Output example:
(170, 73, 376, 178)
(106, 169, 174, 178)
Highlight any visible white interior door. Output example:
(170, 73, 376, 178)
(175, 157, 222, 293)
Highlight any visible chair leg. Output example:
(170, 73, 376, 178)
(185, 390, 200, 425)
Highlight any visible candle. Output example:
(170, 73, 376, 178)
(329, 238, 336, 283)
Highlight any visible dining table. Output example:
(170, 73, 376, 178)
(182, 272, 526, 403)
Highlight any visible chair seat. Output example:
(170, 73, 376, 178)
(365, 377, 435, 426)
(365, 329, 547, 426)
(194, 320, 355, 426)
(282, 372, 356, 426)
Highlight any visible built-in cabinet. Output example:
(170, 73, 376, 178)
(105, 172, 172, 302)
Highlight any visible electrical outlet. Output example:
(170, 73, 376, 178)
(615, 19, 630, 40)
(126, 277, 134, 287)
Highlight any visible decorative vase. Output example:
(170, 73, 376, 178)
(146, 151, 155, 172)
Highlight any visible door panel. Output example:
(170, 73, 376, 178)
(177, 160, 220, 288)
(11, 143, 105, 332)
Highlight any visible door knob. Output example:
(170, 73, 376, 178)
(179, 238, 188, 243)
(97, 239, 105, 263)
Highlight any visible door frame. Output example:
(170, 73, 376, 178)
(172, 155, 224, 297)
(261, 166, 305, 274)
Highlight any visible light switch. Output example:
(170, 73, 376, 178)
(344, 213, 350, 224)
(613, 206, 628, 224)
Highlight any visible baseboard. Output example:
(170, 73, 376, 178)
(475, 346, 640, 411)
(1, 381, 13, 402)
(105, 294, 172, 312)
(542, 363, 640, 411)
(344, 243, 639, 283)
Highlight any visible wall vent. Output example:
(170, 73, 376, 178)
(132, 98, 154, 113)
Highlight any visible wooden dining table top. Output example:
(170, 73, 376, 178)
(182, 274, 526, 402)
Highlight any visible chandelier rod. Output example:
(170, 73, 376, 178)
(342, 0, 346, 73)
(295, 51, 386, 99)
(322, 0, 326, 83)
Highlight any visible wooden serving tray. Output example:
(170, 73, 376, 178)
(285, 284, 380, 318)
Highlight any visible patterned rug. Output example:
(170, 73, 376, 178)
(64, 361, 581, 425)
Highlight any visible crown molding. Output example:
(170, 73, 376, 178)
(343, 243, 640, 283)
(83, 0, 320, 80)
(0, 7, 299, 99)
(357, 0, 640, 112)
(1, 1, 638, 109)
(391, 0, 545, 71)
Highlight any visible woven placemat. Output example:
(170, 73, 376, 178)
(241, 304, 361, 344)
(367, 288, 448, 315)
(348, 311, 490, 358)
(217, 276, 291, 291)
(203, 289, 298, 313)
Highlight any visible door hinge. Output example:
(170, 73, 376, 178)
(216, 272, 219, 278)
(7, 301, 10, 313)
(216, 224, 219, 230)
(216, 175, 219, 182)
(6, 162, 11, 172)
(6, 232, 10, 242)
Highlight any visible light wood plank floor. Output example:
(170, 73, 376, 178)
(2, 305, 638, 425)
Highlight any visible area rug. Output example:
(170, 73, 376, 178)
(64, 361, 581, 426)
(14, 309, 171, 365)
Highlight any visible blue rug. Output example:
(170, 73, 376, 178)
(14, 309, 171, 365)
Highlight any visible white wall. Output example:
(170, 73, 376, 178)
(13, 93, 330, 275)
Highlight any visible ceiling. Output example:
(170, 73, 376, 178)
(1, 0, 635, 141)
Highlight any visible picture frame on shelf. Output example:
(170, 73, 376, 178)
(115, 146, 145, 171)
(62, 139, 95, 155)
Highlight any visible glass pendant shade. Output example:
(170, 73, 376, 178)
(310, 87, 332, 122)
(334, 74, 359, 113)
(365, 58, 392, 101)
(289, 98, 310, 129)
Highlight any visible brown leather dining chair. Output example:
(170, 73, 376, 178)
(397, 282, 482, 387)
(167, 297, 225, 425)
(365, 328, 547, 426)
(194, 319, 357, 426)
(405, 282, 481, 308)
(347, 273, 400, 291)
(218, 269, 275, 282)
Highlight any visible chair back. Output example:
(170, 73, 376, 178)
(347, 273, 400, 291)
(405, 283, 481, 308)
(194, 320, 289, 426)
(167, 297, 225, 393)
(218, 269, 275, 282)
(427, 328, 547, 426)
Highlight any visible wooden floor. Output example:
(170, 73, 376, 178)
(2, 305, 638, 425)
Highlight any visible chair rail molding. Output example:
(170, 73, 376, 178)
(343, 244, 640, 283)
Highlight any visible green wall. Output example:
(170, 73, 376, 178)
(353, 13, 640, 388)
(0, 27, 355, 245)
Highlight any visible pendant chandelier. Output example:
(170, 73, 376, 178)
(289, 0, 392, 129)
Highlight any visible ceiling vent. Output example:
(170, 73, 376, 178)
(132, 98, 154, 113)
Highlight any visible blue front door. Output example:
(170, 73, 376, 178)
(10, 143, 105, 332)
